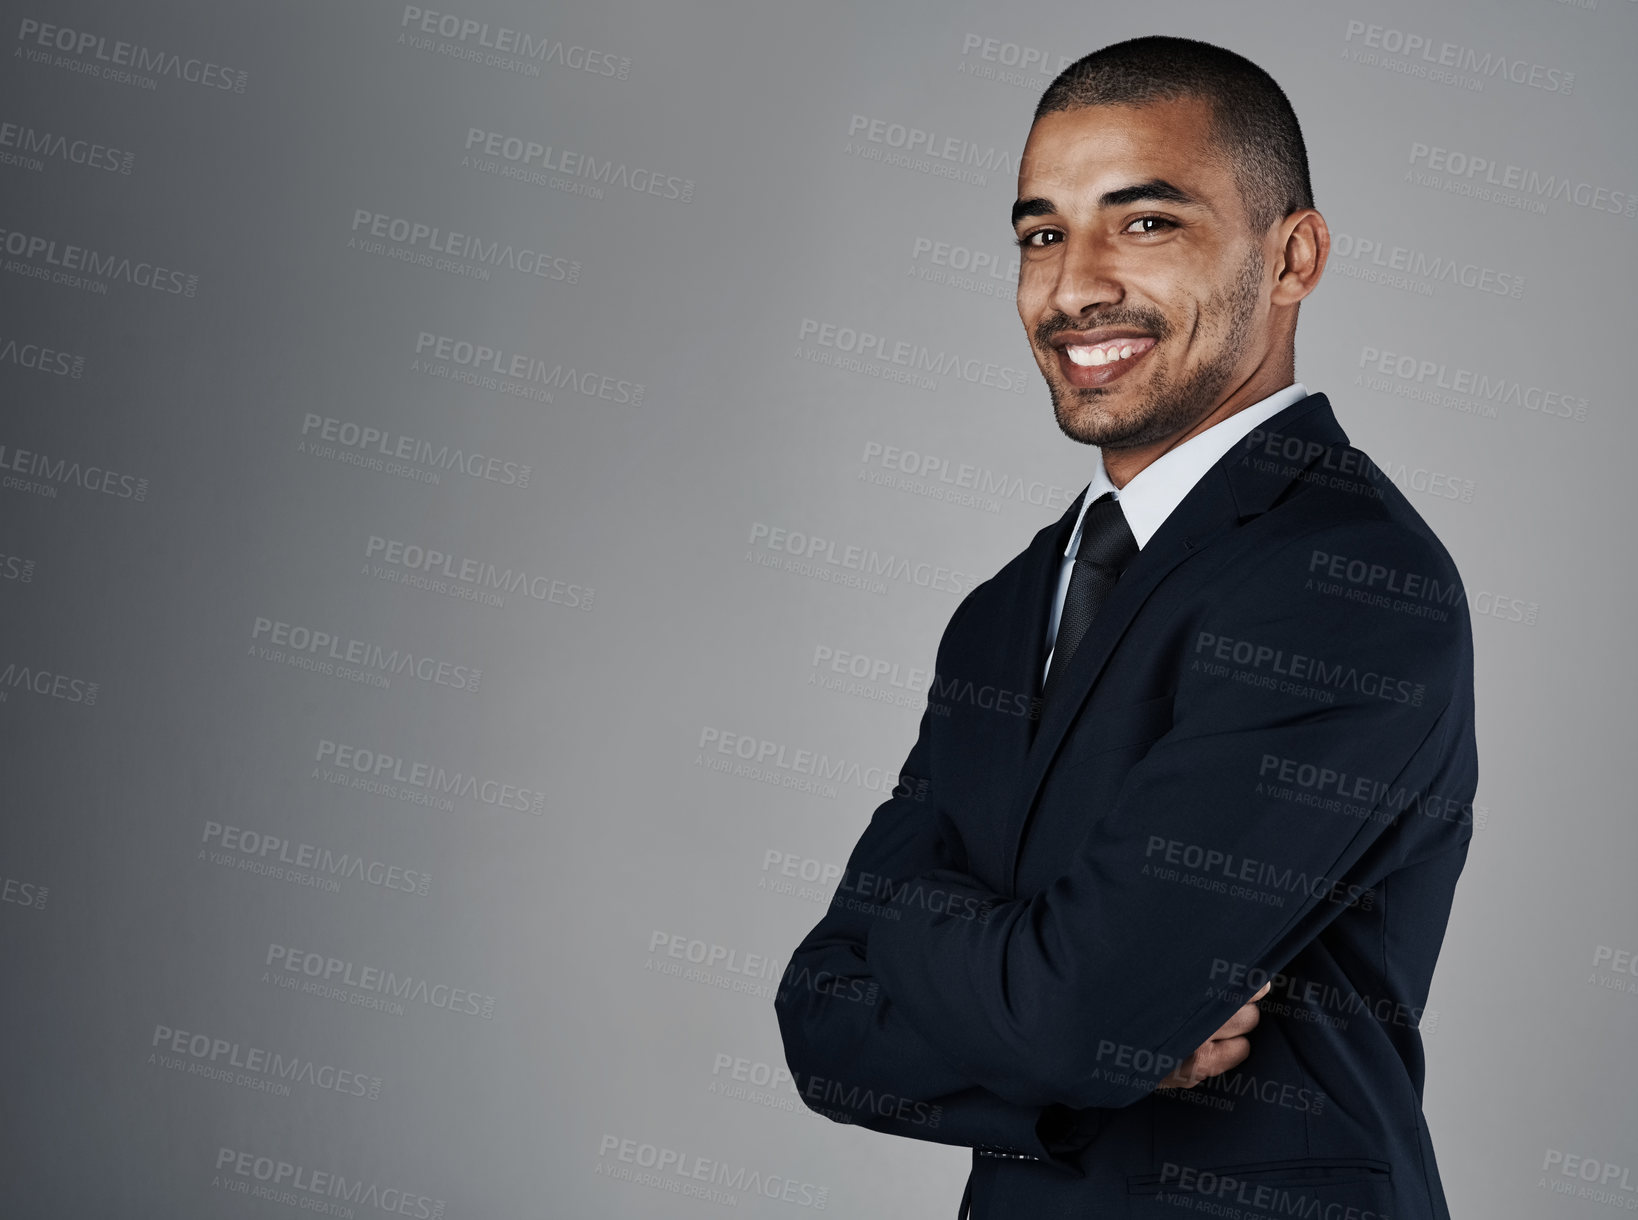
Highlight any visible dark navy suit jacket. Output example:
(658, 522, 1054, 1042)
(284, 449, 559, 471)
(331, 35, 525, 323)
(773, 392, 1478, 1219)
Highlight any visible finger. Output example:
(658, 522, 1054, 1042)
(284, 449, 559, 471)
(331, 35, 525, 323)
(1160, 999, 1267, 1088)
(1251, 981, 1272, 1002)
(1156, 1044, 1208, 1090)
(1159, 1049, 1207, 1090)
(1163, 1034, 1248, 1090)
(1189, 1034, 1251, 1083)
(1210, 1001, 1263, 1040)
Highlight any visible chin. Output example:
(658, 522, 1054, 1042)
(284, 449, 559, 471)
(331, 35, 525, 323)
(1056, 404, 1135, 449)
(1051, 388, 1136, 445)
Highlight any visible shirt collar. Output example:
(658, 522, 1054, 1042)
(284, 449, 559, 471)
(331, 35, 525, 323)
(1064, 382, 1309, 556)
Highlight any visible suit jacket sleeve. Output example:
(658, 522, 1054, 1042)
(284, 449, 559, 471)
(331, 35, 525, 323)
(865, 521, 1477, 1111)
(773, 594, 1105, 1169)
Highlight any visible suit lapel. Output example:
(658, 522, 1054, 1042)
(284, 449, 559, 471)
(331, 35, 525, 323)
(997, 392, 1348, 891)
(978, 485, 1087, 791)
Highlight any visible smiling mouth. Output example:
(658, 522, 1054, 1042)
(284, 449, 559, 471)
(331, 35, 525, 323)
(1054, 336, 1158, 387)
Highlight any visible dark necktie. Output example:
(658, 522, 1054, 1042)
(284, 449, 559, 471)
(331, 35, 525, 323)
(1039, 492, 1139, 713)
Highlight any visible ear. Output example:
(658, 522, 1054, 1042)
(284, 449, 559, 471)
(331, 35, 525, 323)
(1270, 208, 1329, 306)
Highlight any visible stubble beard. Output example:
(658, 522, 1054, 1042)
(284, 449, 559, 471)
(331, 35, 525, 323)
(1045, 242, 1265, 451)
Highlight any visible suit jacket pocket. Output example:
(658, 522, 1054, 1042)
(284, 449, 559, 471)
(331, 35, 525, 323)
(1126, 1155, 1393, 1194)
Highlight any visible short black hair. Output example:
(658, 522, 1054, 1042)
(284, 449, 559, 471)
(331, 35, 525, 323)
(1034, 36, 1313, 235)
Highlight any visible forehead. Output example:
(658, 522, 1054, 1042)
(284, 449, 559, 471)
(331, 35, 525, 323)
(1017, 97, 1232, 203)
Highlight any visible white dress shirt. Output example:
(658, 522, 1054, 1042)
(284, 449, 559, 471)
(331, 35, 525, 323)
(1041, 382, 1310, 683)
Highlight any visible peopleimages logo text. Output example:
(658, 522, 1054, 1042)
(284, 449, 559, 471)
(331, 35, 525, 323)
(214, 1147, 443, 1217)
(264, 943, 495, 1018)
(0, 225, 196, 294)
(350, 209, 579, 281)
(399, 6, 630, 78)
(15, 18, 249, 92)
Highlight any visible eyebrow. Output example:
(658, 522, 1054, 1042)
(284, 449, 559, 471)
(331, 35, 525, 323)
(1011, 178, 1204, 227)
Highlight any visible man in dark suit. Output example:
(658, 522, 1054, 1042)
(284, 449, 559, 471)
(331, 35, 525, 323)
(773, 35, 1477, 1220)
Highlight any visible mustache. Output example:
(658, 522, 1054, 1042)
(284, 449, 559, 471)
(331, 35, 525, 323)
(1033, 312, 1171, 347)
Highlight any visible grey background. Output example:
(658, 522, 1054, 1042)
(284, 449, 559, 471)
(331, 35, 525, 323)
(1, 0, 1633, 1215)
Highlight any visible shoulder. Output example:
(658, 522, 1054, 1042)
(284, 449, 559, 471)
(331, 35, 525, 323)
(1193, 446, 1473, 718)
(1235, 434, 1470, 616)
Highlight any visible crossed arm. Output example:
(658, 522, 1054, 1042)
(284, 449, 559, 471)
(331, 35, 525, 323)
(773, 700, 1097, 1164)
(773, 696, 1273, 1166)
(775, 524, 1468, 1156)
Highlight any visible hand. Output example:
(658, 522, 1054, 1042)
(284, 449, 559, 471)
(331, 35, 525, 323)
(1156, 982, 1271, 1089)
(925, 811, 971, 873)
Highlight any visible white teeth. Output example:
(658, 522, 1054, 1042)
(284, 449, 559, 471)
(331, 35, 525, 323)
(1066, 339, 1145, 367)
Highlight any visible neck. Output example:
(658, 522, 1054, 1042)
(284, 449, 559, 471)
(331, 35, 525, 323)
(1101, 360, 1296, 489)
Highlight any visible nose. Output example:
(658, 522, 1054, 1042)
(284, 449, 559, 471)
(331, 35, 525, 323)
(1050, 233, 1122, 318)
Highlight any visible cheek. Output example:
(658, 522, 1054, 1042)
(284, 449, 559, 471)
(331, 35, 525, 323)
(1019, 265, 1061, 306)
(1016, 259, 1054, 297)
